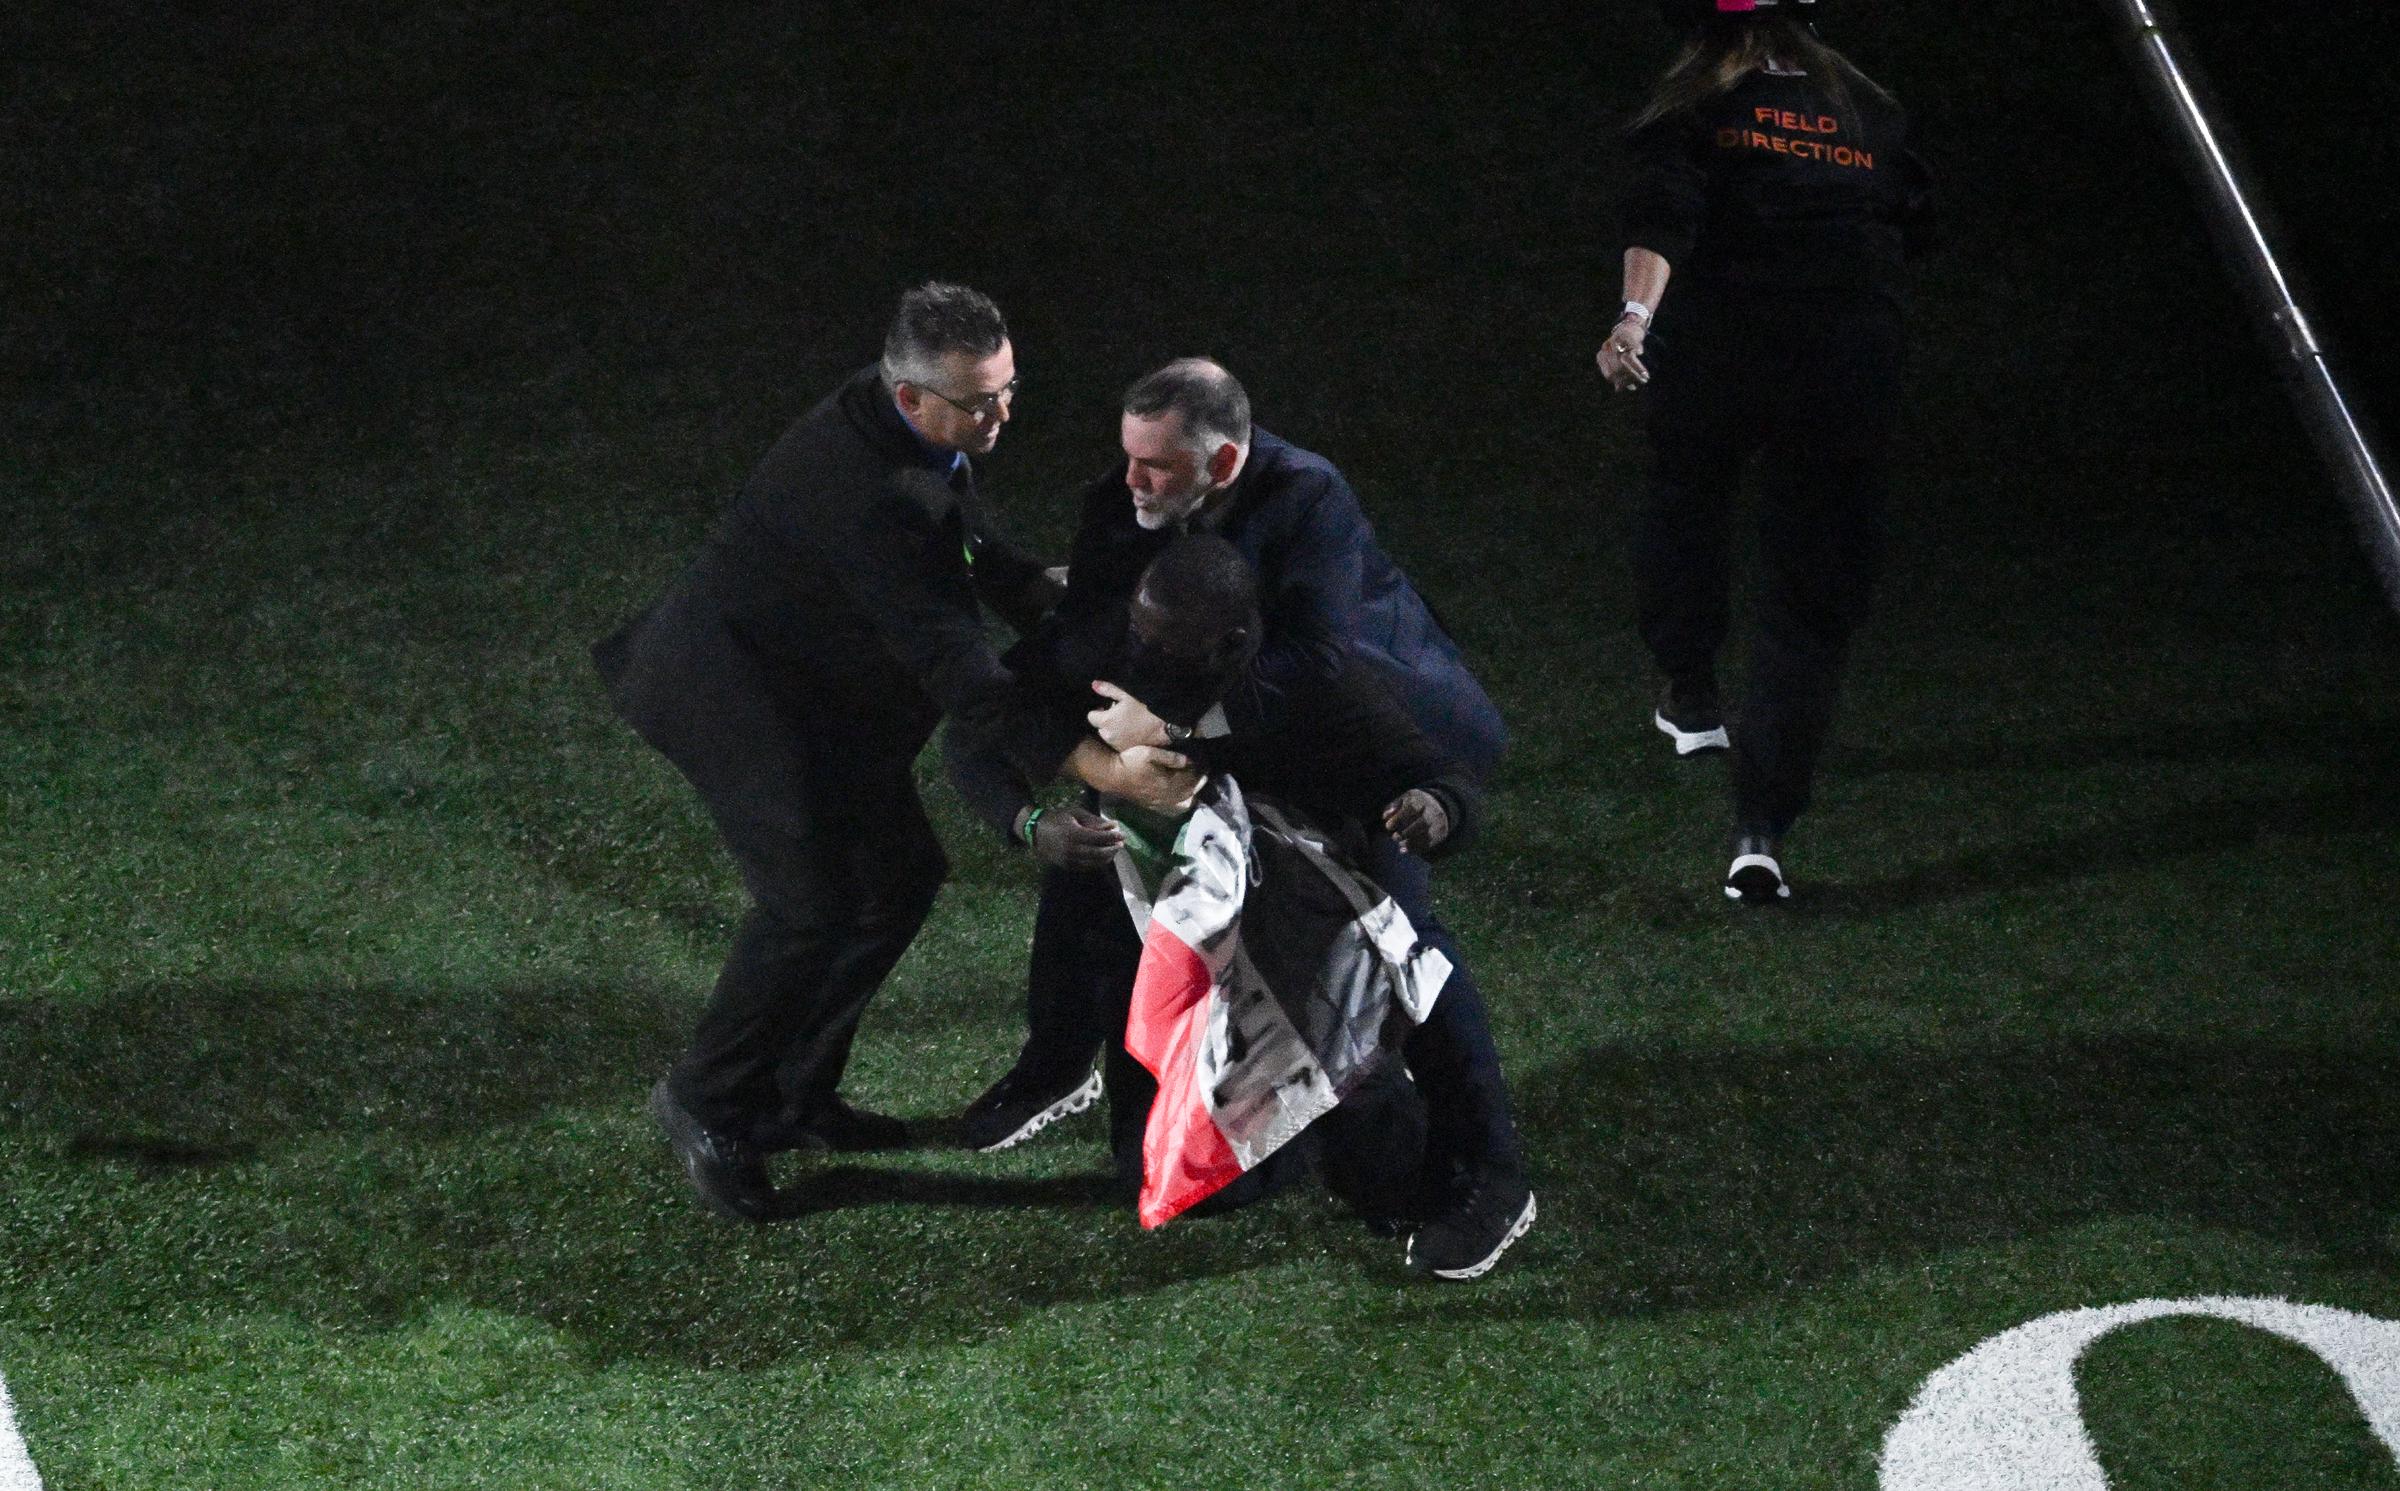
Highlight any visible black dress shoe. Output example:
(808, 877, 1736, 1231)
(648, 1080, 777, 1223)
(783, 1097, 912, 1153)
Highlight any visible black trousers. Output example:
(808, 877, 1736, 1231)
(1634, 288, 1904, 837)
(1363, 838, 1521, 1184)
(662, 710, 947, 1146)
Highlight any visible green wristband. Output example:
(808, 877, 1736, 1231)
(1020, 807, 1044, 848)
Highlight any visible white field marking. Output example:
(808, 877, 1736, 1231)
(0, 1366, 42, 1491)
(1880, 1296, 2400, 1491)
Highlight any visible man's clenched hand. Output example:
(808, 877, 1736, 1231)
(1028, 804, 1124, 869)
(1383, 788, 1450, 855)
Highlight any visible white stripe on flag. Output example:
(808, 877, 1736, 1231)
(1199, 965, 1339, 1169)
(1350, 893, 1451, 1024)
(0, 1366, 43, 1491)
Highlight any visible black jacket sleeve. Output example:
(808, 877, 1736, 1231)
(1326, 668, 1483, 859)
(1361, 716, 1483, 862)
(942, 721, 1041, 846)
(1224, 657, 1484, 859)
(942, 615, 1116, 848)
(1619, 113, 1709, 268)
(962, 486, 1063, 637)
(825, 469, 1084, 784)
(1893, 112, 1938, 262)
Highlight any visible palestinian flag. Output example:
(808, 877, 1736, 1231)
(1116, 776, 1450, 1229)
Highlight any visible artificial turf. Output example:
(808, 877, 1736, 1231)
(5, 2, 2398, 1487)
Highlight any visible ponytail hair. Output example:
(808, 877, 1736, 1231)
(1629, 15, 1891, 132)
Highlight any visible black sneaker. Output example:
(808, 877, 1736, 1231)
(960, 1064, 1104, 1152)
(1653, 680, 1729, 757)
(648, 1079, 777, 1223)
(1352, 1188, 1433, 1241)
(1404, 1169, 1536, 1280)
(1723, 832, 1790, 904)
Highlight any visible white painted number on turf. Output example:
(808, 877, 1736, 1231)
(0, 1367, 42, 1491)
(1880, 1296, 2400, 1490)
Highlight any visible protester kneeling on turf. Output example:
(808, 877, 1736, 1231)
(947, 535, 1536, 1279)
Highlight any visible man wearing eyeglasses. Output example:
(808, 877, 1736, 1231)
(594, 282, 1198, 1222)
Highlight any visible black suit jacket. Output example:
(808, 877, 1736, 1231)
(593, 366, 1076, 788)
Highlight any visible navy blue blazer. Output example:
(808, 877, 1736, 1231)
(1039, 428, 1506, 779)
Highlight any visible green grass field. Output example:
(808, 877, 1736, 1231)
(6, 3, 2399, 1487)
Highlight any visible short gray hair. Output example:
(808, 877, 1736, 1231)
(1123, 358, 1251, 461)
(880, 282, 1008, 388)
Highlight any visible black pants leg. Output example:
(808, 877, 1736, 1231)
(669, 740, 946, 1142)
(1636, 303, 1763, 689)
(1009, 860, 1131, 1087)
(1734, 456, 1890, 834)
(1638, 290, 1902, 837)
(1315, 1057, 1431, 1219)
(1734, 299, 1902, 836)
(767, 785, 945, 1121)
(1366, 841, 1523, 1184)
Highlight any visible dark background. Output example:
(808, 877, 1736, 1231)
(5, 12, 2400, 1479)
(3, 0, 2394, 872)
(8, 0, 2393, 530)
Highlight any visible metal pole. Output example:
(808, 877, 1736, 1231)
(2105, 0, 2400, 615)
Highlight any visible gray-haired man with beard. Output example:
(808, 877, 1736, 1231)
(959, 359, 1533, 1278)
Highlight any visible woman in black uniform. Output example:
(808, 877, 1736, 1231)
(1599, 0, 1934, 903)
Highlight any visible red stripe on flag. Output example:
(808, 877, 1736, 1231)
(1124, 917, 1209, 1077)
(1124, 917, 1244, 1227)
(1138, 1058, 1239, 1228)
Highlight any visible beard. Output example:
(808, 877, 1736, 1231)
(1132, 479, 1217, 532)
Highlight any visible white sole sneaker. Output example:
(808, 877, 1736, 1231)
(1654, 710, 1730, 756)
(1414, 1192, 1538, 1281)
(1724, 852, 1791, 902)
(976, 1068, 1104, 1152)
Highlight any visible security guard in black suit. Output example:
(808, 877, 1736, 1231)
(1600, 0, 1935, 903)
(594, 283, 1196, 1220)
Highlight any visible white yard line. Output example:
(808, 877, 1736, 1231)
(1882, 1296, 2400, 1491)
(0, 1367, 43, 1491)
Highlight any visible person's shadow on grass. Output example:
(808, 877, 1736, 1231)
(19, 985, 2396, 1366)
(1487, 1035, 2400, 1326)
(2, 979, 684, 1159)
(1726, 710, 2398, 919)
(3, 977, 1310, 1365)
